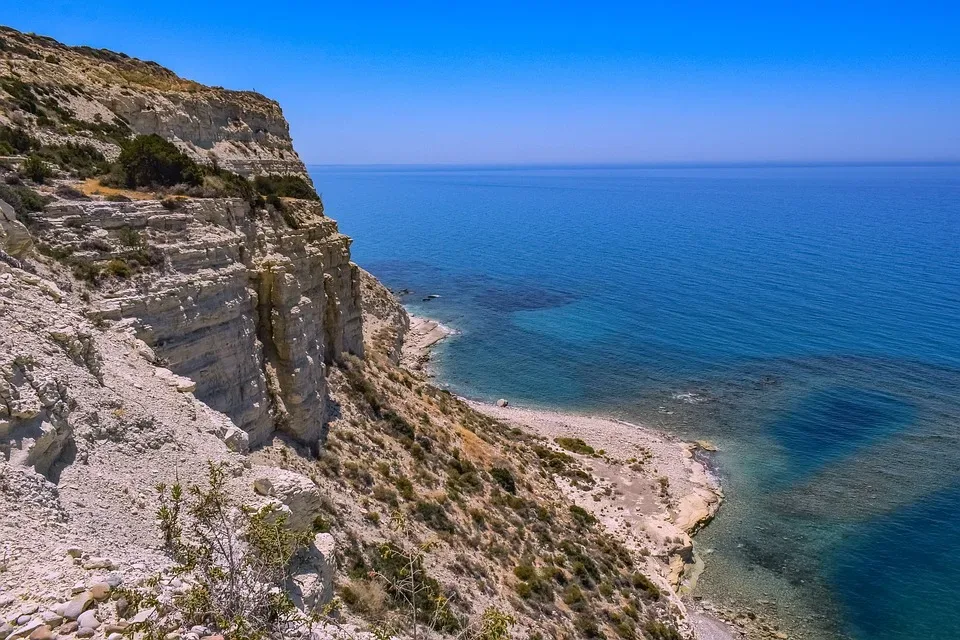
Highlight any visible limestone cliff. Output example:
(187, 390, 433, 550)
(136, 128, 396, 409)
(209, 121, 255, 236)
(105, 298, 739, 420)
(0, 26, 308, 179)
(32, 197, 363, 449)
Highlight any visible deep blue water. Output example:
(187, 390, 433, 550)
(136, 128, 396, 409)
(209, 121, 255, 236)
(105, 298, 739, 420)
(310, 165, 960, 639)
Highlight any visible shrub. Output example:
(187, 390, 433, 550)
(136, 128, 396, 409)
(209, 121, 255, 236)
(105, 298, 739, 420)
(116, 134, 202, 188)
(561, 583, 584, 607)
(142, 463, 313, 639)
(643, 621, 682, 640)
(37, 142, 108, 178)
(569, 504, 597, 528)
(55, 184, 88, 200)
(489, 467, 517, 494)
(555, 437, 596, 455)
(253, 174, 319, 200)
(371, 515, 461, 634)
(20, 155, 51, 184)
(0, 182, 49, 223)
(513, 563, 536, 581)
(0, 125, 33, 154)
(394, 476, 415, 501)
(116, 226, 144, 248)
(340, 578, 388, 617)
(414, 499, 455, 533)
(630, 572, 661, 599)
(104, 258, 133, 279)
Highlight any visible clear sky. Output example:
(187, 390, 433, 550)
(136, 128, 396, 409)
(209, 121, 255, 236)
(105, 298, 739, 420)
(4, 1, 960, 165)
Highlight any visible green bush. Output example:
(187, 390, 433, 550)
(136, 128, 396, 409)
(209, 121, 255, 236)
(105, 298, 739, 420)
(104, 258, 133, 279)
(21, 155, 51, 183)
(489, 467, 517, 494)
(414, 500, 455, 532)
(36, 142, 108, 178)
(145, 463, 312, 639)
(0, 125, 34, 155)
(642, 621, 682, 640)
(569, 504, 597, 528)
(0, 182, 49, 223)
(117, 134, 202, 188)
(513, 563, 536, 581)
(253, 173, 319, 200)
(555, 437, 596, 455)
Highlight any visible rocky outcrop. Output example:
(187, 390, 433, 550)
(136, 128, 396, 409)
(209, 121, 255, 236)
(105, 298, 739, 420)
(0, 26, 308, 179)
(0, 199, 32, 258)
(30, 197, 363, 450)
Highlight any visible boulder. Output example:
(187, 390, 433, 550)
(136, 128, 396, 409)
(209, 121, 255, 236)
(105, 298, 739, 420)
(252, 470, 323, 532)
(221, 426, 249, 454)
(153, 368, 196, 393)
(496, 398, 509, 407)
(76, 610, 99, 630)
(0, 199, 33, 258)
(287, 533, 336, 612)
(62, 592, 94, 621)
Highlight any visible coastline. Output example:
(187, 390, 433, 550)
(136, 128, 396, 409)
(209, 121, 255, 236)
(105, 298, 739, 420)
(399, 314, 455, 372)
(402, 314, 752, 640)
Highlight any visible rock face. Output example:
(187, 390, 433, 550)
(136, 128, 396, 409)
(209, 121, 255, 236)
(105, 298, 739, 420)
(0, 26, 308, 180)
(0, 199, 33, 258)
(31, 197, 363, 449)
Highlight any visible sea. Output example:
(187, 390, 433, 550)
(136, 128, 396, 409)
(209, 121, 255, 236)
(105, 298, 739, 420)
(309, 164, 960, 640)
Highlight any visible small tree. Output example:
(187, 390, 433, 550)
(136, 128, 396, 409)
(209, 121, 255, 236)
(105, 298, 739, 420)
(117, 134, 202, 188)
(152, 463, 313, 639)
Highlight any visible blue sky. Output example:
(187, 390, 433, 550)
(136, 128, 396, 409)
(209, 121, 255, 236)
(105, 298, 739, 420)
(4, 1, 959, 164)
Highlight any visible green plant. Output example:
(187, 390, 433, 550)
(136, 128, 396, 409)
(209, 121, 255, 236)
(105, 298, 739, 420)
(370, 512, 461, 636)
(0, 125, 33, 154)
(642, 620, 682, 640)
(569, 504, 597, 528)
(0, 182, 49, 224)
(116, 226, 144, 248)
(20, 155, 51, 183)
(147, 463, 313, 639)
(116, 134, 202, 188)
(489, 467, 516, 494)
(35, 142, 108, 177)
(253, 174, 319, 201)
(104, 258, 133, 279)
(555, 437, 596, 455)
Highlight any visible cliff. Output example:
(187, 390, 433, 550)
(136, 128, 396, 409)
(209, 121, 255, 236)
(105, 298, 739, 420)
(34, 197, 363, 450)
(0, 26, 707, 640)
(0, 26, 308, 179)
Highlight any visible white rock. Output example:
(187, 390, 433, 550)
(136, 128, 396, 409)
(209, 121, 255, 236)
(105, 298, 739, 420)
(76, 610, 99, 630)
(252, 470, 323, 532)
(222, 426, 249, 454)
(127, 607, 156, 626)
(62, 591, 94, 620)
(8, 619, 42, 639)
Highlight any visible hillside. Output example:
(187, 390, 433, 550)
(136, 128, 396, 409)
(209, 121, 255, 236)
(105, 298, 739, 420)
(0, 26, 730, 640)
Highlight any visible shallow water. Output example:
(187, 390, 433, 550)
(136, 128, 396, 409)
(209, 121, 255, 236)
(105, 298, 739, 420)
(310, 164, 960, 639)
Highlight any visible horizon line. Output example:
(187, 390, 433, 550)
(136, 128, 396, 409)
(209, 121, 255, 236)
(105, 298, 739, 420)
(305, 159, 960, 171)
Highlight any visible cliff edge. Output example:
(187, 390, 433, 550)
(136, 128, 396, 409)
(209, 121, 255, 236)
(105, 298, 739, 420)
(0, 26, 717, 640)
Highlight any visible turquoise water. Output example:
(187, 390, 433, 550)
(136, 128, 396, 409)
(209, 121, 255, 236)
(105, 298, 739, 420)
(310, 164, 960, 639)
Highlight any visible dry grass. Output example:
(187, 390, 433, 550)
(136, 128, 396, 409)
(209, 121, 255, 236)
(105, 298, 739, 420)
(458, 426, 493, 465)
(80, 178, 155, 201)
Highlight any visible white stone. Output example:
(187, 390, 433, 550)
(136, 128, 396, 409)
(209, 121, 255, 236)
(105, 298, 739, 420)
(76, 610, 99, 630)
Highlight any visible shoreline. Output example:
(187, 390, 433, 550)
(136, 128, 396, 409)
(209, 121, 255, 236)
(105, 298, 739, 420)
(402, 314, 751, 640)
(399, 314, 455, 372)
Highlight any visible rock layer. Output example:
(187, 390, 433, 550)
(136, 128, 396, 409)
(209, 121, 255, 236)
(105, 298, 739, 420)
(32, 198, 363, 449)
(0, 26, 308, 179)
